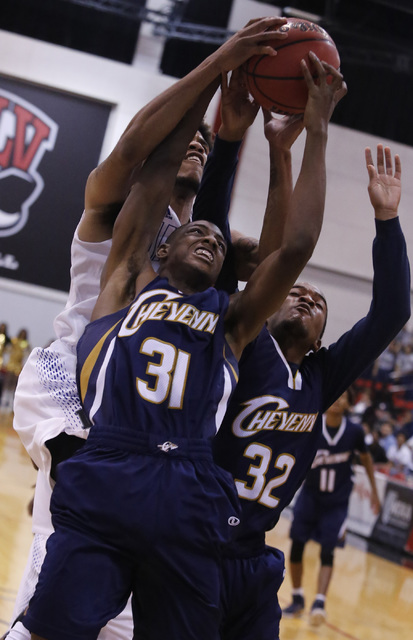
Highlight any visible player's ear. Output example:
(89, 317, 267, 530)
(156, 243, 169, 261)
(311, 338, 322, 353)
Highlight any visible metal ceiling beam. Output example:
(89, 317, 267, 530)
(57, 0, 413, 71)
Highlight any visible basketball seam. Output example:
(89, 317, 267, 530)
(243, 73, 309, 81)
(270, 37, 334, 53)
(245, 37, 337, 70)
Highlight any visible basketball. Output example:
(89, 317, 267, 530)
(242, 18, 340, 114)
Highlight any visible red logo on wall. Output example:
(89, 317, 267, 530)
(0, 89, 58, 237)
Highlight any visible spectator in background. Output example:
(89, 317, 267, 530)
(387, 430, 413, 477)
(396, 322, 413, 348)
(396, 409, 413, 440)
(371, 339, 399, 390)
(0, 322, 11, 405)
(378, 420, 397, 456)
(0, 328, 30, 414)
(393, 343, 413, 380)
(0, 322, 11, 367)
(391, 342, 413, 405)
(349, 388, 373, 424)
(362, 422, 388, 464)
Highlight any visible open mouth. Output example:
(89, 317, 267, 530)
(296, 304, 311, 315)
(194, 246, 214, 263)
(185, 153, 203, 166)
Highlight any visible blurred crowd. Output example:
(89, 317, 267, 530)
(350, 322, 413, 481)
(0, 322, 30, 415)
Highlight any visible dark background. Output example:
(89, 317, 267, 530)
(1, 0, 413, 145)
(0, 75, 110, 291)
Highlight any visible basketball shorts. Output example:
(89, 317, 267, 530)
(23, 430, 241, 640)
(290, 489, 348, 549)
(220, 544, 285, 640)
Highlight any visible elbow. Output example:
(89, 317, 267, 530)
(281, 236, 316, 267)
(116, 138, 140, 166)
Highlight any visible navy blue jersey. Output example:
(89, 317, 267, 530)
(214, 217, 410, 544)
(193, 135, 242, 294)
(302, 417, 366, 505)
(77, 276, 239, 442)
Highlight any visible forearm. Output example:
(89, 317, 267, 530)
(258, 146, 293, 262)
(286, 129, 328, 251)
(370, 218, 411, 337)
(192, 135, 243, 294)
(86, 74, 222, 214)
(193, 135, 241, 239)
(115, 62, 224, 167)
(360, 453, 379, 495)
(225, 130, 328, 352)
(104, 82, 219, 289)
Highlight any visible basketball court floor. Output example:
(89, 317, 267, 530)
(1, 413, 412, 639)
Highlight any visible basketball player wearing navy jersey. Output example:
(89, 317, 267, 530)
(23, 20, 347, 640)
(285, 388, 380, 626)
(7, 37, 261, 640)
(6, 108, 245, 640)
(213, 144, 410, 640)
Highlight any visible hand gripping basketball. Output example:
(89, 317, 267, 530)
(242, 18, 340, 115)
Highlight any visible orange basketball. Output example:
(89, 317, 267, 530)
(242, 18, 340, 114)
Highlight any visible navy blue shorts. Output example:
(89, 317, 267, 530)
(220, 544, 285, 640)
(290, 489, 348, 549)
(23, 432, 241, 640)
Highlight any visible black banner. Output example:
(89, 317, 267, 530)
(371, 479, 413, 552)
(0, 75, 111, 292)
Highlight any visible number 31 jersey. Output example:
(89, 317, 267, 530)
(77, 276, 239, 442)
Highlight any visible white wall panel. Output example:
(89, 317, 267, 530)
(0, 28, 411, 349)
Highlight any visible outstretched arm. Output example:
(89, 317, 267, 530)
(193, 67, 259, 234)
(80, 17, 288, 242)
(257, 111, 304, 262)
(365, 145, 401, 220)
(318, 145, 410, 410)
(225, 54, 347, 358)
(193, 66, 261, 292)
(91, 83, 218, 320)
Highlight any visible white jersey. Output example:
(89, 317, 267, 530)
(13, 206, 181, 477)
(13, 216, 109, 476)
(9, 207, 180, 637)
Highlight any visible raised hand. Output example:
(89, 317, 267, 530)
(231, 230, 259, 281)
(219, 67, 259, 141)
(301, 51, 347, 134)
(213, 17, 288, 73)
(366, 144, 402, 220)
(263, 111, 304, 151)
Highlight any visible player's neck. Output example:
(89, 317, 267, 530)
(170, 187, 197, 225)
(158, 266, 211, 296)
(277, 337, 309, 366)
(325, 413, 343, 428)
(272, 324, 316, 366)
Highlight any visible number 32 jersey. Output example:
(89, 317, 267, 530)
(214, 216, 411, 546)
(77, 276, 239, 442)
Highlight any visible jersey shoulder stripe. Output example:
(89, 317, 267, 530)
(79, 317, 123, 403)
